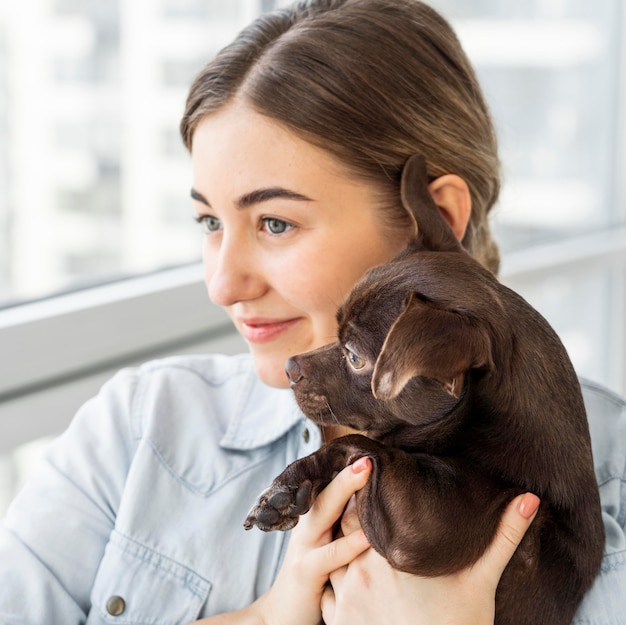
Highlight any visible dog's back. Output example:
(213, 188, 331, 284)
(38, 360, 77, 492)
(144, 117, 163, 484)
(361, 247, 604, 623)
(367, 156, 605, 624)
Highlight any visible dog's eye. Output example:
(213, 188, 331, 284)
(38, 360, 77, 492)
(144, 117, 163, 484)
(345, 348, 367, 370)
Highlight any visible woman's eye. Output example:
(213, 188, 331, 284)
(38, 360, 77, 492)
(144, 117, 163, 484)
(262, 217, 293, 235)
(345, 348, 367, 371)
(195, 215, 222, 233)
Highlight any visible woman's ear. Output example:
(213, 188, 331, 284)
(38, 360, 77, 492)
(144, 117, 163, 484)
(428, 174, 471, 242)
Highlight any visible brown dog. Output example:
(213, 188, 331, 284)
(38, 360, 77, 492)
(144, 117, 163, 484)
(244, 155, 604, 625)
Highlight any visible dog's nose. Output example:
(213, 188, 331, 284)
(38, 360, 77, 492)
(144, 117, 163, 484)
(285, 357, 303, 385)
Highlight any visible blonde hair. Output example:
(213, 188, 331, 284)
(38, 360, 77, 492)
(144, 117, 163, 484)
(181, 0, 501, 272)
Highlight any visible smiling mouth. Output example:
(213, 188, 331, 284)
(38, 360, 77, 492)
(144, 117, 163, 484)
(239, 318, 301, 343)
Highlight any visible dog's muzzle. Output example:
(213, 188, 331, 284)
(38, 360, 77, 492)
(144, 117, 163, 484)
(285, 356, 303, 386)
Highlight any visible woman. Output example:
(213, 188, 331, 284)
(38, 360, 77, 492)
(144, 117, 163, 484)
(1, 1, 623, 623)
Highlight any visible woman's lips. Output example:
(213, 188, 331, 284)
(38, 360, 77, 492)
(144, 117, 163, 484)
(238, 318, 301, 343)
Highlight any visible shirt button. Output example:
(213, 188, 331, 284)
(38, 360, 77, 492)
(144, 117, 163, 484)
(302, 428, 310, 443)
(106, 595, 126, 616)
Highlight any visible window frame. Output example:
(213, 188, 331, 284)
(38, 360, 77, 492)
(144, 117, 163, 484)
(0, 263, 245, 453)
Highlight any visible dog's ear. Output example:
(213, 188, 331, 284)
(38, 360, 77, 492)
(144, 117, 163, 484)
(401, 155, 463, 253)
(372, 293, 493, 400)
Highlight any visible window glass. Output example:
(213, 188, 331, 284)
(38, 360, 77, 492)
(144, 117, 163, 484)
(0, 0, 286, 307)
(1, 0, 624, 319)
(431, 0, 623, 250)
(428, 0, 625, 396)
(506, 266, 614, 387)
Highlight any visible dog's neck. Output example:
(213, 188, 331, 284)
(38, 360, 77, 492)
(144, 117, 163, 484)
(321, 424, 360, 442)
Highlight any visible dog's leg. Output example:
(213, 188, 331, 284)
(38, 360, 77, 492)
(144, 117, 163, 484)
(357, 449, 523, 575)
(244, 434, 381, 531)
(244, 433, 528, 583)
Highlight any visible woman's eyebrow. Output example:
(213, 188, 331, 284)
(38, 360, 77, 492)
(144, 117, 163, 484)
(190, 187, 313, 209)
(236, 187, 313, 208)
(191, 188, 209, 206)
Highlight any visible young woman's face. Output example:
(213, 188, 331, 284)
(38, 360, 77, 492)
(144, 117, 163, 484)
(191, 100, 408, 388)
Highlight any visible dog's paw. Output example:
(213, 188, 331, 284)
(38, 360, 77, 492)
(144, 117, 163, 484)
(243, 479, 313, 532)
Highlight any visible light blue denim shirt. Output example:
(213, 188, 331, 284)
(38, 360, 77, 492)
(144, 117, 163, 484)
(0, 353, 624, 623)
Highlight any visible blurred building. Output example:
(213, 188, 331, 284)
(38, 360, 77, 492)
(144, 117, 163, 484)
(0, 0, 623, 381)
(0, 0, 278, 305)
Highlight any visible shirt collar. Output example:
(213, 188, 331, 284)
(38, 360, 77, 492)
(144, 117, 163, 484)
(219, 365, 310, 450)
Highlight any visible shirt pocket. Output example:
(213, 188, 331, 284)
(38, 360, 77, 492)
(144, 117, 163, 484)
(87, 530, 211, 625)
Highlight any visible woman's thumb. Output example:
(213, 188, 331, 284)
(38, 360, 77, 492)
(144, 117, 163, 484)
(479, 492, 540, 581)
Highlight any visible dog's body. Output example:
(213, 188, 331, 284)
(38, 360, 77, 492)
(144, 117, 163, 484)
(244, 156, 604, 625)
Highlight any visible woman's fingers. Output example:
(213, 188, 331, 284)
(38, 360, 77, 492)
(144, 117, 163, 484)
(475, 492, 540, 584)
(319, 495, 541, 625)
(260, 459, 374, 625)
(310, 528, 370, 575)
(283, 456, 372, 582)
(339, 494, 361, 536)
(320, 566, 342, 625)
(301, 457, 372, 540)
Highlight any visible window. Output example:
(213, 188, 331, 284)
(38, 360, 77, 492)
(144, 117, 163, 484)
(431, 0, 626, 394)
(0, 0, 288, 306)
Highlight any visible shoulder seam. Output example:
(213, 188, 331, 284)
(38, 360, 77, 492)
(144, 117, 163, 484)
(579, 377, 626, 410)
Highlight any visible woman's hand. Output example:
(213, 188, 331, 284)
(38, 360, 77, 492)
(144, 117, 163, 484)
(193, 458, 372, 625)
(321, 491, 540, 625)
(250, 457, 373, 625)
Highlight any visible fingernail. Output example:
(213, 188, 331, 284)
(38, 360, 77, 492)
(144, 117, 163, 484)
(518, 493, 540, 519)
(352, 457, 372, 474)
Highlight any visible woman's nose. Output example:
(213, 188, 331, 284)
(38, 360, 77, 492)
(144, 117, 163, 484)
(206, 237, 264, 307)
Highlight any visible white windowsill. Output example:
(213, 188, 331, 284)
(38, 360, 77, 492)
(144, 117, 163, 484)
(0, 263, 245, 452)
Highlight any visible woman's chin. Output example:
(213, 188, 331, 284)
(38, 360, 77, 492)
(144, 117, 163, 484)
(252, 355, 292, 389)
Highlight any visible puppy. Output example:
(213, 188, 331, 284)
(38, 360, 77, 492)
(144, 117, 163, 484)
(244, 155, 604, 625)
